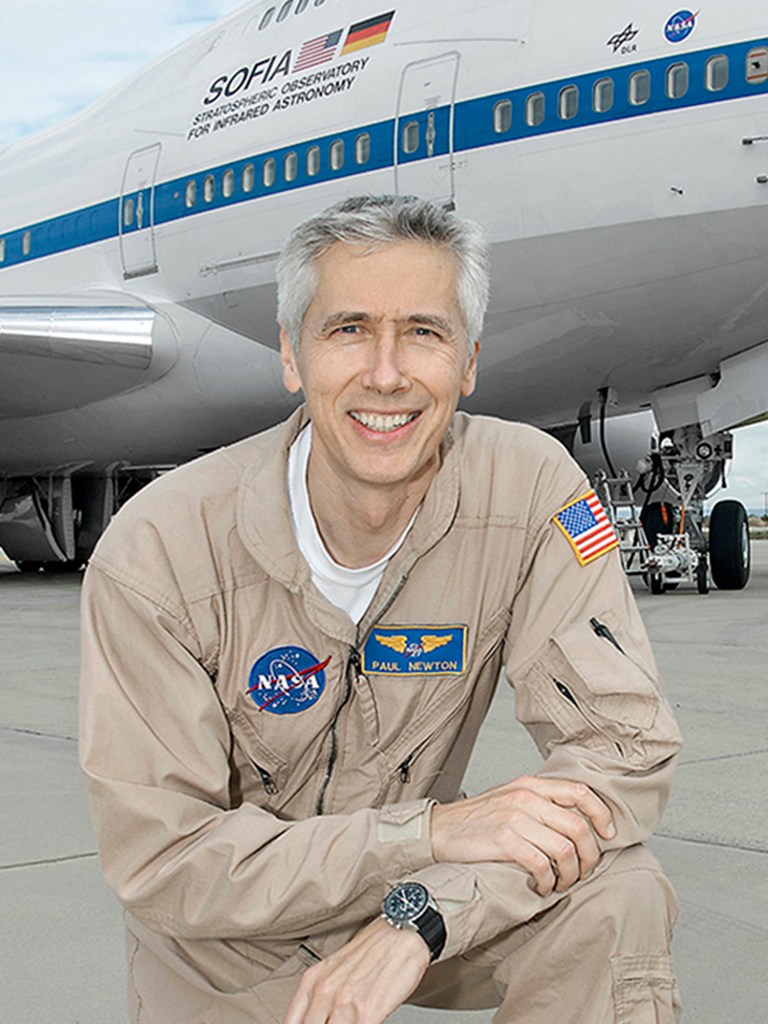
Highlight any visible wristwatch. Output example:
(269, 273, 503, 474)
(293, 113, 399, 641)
(381, 881, 446, 961)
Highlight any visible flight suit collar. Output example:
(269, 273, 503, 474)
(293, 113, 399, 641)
(235, 405, 461, 642)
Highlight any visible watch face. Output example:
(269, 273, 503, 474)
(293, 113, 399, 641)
(383, 882, 429, 923)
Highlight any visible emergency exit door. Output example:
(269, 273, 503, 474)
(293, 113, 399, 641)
(395, 53, 459, 208)
(120, 144, 160, 278)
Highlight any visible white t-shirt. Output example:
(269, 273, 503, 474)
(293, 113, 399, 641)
(288, 424, 417, 623)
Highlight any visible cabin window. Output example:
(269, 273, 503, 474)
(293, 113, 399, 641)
(307, 145, 321, 176)
(629, 69, 651, 105)
(666, 62, 689, 99)
(746, 47, 768, 84)
(706, 55, 729, 92)
(123, 197, 135, 228)
(222, 169, 235, 198)
(259, 7, 275, 29)
(493, 99, 512, 134)
(0, 239, 5, 262)
(242, 163, 255, 192)
(593, 77, 614, 112)
(355, 132, 371, 164)
(284, 151, 298, 182)
(330, 139, 345, 170)
(314, 0, 326, 6)
(277, 1, 293, 22)
(203, 174, 215, 202)
(402, 120, 419, 154)
(296, 0, 310, 12)
(263, 158, 276, 186)
(22, 231, 31, 256)
(185, 180, 197, 208)
(525, 91, 545, 127)
(558, 85, 578, 120)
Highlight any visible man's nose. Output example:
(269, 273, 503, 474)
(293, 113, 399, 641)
(362, 334, 410, 394)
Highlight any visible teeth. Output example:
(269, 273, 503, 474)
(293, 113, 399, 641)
(350, 411, 418, 433)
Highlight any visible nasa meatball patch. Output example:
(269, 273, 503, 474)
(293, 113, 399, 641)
(246, 646, 329, 714)
(362, 626, 467, 676)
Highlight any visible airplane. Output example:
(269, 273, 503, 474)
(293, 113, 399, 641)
(1, 0, 766, 592)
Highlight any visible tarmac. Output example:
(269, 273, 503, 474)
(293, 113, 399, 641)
(1, 544, 766, 1023)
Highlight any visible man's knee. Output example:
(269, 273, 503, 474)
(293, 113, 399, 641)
(588, 845, 678, 948)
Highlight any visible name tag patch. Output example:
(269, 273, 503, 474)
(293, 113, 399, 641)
(362, 626, 467, 676)
(246, 645, 329, 714)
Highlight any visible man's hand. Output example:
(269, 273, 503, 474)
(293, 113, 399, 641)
(283, 917, 430, 1024)
(431, 775, 616, 896)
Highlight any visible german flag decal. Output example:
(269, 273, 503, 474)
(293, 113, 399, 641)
(341, 10, 395, 55)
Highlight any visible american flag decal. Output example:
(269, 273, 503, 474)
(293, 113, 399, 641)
(293, 29, 343, 72)
(553, 490, 619, 566)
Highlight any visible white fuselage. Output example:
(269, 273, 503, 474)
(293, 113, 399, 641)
(2, 1, 768, 474)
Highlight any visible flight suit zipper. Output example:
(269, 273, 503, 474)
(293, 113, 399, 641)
(255, 763, 278, 795)
(316, 646, 359, 814)
(589, 616, 625, 654)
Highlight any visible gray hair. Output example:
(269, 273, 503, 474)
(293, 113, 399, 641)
(276, 195, 489, 352)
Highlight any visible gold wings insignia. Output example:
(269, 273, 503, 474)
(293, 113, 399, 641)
(376, 634, 407, 654)
(420, 634, 453, 653)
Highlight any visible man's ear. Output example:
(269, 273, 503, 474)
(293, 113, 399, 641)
(461, 340, 480, 397)
(279, 326, 303, 394)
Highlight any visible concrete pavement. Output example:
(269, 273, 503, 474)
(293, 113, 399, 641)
(1, 545, 766, 1022)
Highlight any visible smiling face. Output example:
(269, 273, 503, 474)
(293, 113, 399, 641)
(279, 240, 479, 499)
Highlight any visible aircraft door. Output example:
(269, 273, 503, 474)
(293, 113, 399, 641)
(395, 53, 459, 208)
(120, 144, 160, 278)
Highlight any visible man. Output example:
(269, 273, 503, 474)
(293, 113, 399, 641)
(80, 195, 682, 1024)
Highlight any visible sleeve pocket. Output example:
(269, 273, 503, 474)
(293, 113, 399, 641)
(514, 617, 663, 764)
(551, 618, 659, 730)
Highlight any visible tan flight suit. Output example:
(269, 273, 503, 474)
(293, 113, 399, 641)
(80, 408, 682, 1022)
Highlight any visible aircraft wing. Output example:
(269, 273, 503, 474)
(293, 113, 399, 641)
(0, 296, 175, 418)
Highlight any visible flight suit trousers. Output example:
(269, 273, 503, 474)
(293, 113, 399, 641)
(125, 845, 681, 1024)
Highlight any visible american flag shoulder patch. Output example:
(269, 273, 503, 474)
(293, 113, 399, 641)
(552, 490, 619, 566)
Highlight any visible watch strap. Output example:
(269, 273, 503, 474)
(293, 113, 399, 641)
(414, 904, 446, 961)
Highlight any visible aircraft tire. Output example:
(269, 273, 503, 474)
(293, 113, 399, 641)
(709, 500, 750, 590)
(41, 560, 84, 574)
(15, 561, 44, 573)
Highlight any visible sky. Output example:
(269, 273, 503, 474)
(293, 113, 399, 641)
(1, 0, 767, 514)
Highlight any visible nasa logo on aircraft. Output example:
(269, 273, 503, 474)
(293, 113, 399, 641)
(246, 646, 330, 714)
(664, 10, 699, 44)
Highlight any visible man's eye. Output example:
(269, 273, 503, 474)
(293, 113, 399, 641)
(336, 324, 360, 335)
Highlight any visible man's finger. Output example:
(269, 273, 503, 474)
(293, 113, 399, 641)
(511, 776, 616, 839)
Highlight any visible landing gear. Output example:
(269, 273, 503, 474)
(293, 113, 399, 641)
(638, 426, 750, 593)
(596, 423, 750, 594)
(709, 499, 750, 590)
(1, 465, 168, 576)
(15, 561, 44, 574)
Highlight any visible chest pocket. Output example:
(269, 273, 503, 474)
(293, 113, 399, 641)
(224, 650, 346, 804)
(371, 607, 511, 799)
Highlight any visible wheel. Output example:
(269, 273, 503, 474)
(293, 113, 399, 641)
(696, 556, 710, 595)
(709, 500, 750, 590)
(15, 560, 43, 573)
(41, 560, 83, 574)
(650, 574, 665, 595)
